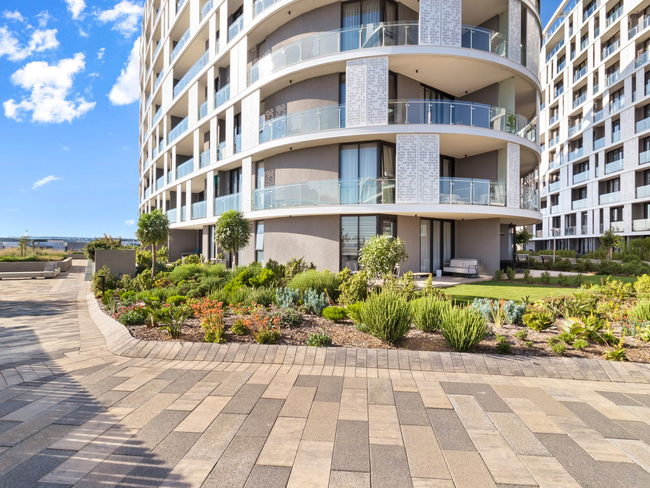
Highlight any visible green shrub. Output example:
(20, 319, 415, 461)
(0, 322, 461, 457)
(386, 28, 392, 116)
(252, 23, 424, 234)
(573, 338, 588, 350)
(551, 343, 566, 356)
(228, 287, 255, 306)
(346, 303, 363, 326)
(359, 291, 412, 345)
(635, 275, 650, 296)
(411, 297, 451, 332)
(514, 330, 528, 341)
(505, 267, 515, 280)
(306, 329, 333, 347)
(183, 254, 202, 264)
(250, 287, 275, 307)
(497, 341, 512, 354)
(249, 268, 276, 288)
(157, 305, 192, 338)
(84, 235, 129, 261)
(288, 270, 341, 301)
(523, 310, 555, 331)
(265, 259, 286, 283)
(540, 271, 551, 284)
(337, 269, 368, 305)
(523, 269, 531, 282)
(136, 246, 169, 274)
(571, 273, 585, 287)
(166, 295, 188, 306)
(271, 308, 303, 328)
(303, 288, 329, 315)
(440, 306, 488, 352)
(557, 274, 569, 286)
(552, 259, 573, 272)
(224, 264, 263, 293)
(358, 234, 408, 278)
(231, 320, 248, 335)
(557, 332, 576, 344)
(631, 300, 650, 322)
(284, 257, 315, 280)
(117, 307, 146, 325)
(169, 264, 205, 284)
(92, 266, 118, 293)
(322, 307, 349, 322)
(275, 288, 300, 309)
(525, 341, 533, 347)
(494, 269, 504, 281)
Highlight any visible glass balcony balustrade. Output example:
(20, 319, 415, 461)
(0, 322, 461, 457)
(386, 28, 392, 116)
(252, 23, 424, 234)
(634, 219, 650, 231)
(568, 147, 584, 161)
(439, 178, 507, 206)
(594, 137, 605, 150)
(200, 149, 211, 168)
(637, 117, 650, 133)
(640, 150, 650, 165)
(602, 40, 620, 60)
(228, 15, 244, 41)
(610, 221, 624, 232)
(253, 0, 280, 17)
(605, 158, 623, 174)
(549, 180, 560, 192)
(214, 193, 242, 215)
(156, 175, 165, 191)
(573, 171, 588, 184)
(574, 66, 587, 82)
(170, 28, 190, 63)
(200, 0, 214, 21)
(599, 191, 621, 204)
(181, 205, 187, 221)
(167, 116, 188, 144)
(637, 184, 650, 198)
(199, 100, 208, 119)
(174, 51, 209, 98)
(606, 6, 622, 27)
(166, 208, 177, 222)
(572, 198, 587, 209)
(215, 84, 230, 108)
(176, 158, 194, 179)
(191, 201, 207, 219)
(630, 16, 650, 39)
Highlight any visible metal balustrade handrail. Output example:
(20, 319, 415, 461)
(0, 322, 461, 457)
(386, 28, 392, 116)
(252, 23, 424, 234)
(214, 193, 242, 215)
(167, 116, 188, 144)
(259, 100, 536, 145)
(170, 28, 190, 64)
(174, 51, 209, 98)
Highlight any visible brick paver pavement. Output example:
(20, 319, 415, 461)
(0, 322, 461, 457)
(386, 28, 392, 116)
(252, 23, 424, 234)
(0, 260, 649, 487)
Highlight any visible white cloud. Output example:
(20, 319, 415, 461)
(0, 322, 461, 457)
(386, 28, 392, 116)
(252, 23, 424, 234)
(109, 38, 139, 105)
(4, 11, 25, 22)
(124, 219, 136, 225)
(65, 0, 86, 19)
(36, 11, 53, 28)
(0, 27, 59, 61)
(4, 53, 96, 124)
(97, 1, 143, 37)
(97, 47, 105, 59)
(61, 146, 69, 151)
(6, 208, 19, 212)
(32, 175, 61, 190)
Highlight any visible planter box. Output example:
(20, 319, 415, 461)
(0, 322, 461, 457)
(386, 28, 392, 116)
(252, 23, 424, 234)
(0, 257, 72, 273)
(95, 250, 136, 277)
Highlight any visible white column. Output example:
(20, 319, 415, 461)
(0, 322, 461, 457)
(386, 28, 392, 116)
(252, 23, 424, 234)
(193, 129, 200, 172)
(207, 169, 215, 218)
(176, 183, 182, 223)
(207, 66, 215, 110)
(209, 15, 217, 58)
(230, 41, 240, 94)
(242, 90, 260, 151)
(189, 0, 199, 33)
(210, 117, 218, 164)
(188, 83, 199, 127)
(225, 106, 234, 157)
(242, 157, 253, 213)
(185, 180, 192, 221)
(507, 142, 521, 209)
(219, 3, 228, 46)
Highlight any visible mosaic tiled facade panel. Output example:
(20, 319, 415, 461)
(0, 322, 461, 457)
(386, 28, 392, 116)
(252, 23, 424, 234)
(507, 142, 520, 208)
(396, 134, 419, 204)
(367, 57, 389, 125)
(346, 59, 368, 127)
(419, 0, 441, 46)
(526, 8, 540, 76)
(418, 134, 440, 204)
(508, 0, 522, 64)
(441, 0, 461, 47)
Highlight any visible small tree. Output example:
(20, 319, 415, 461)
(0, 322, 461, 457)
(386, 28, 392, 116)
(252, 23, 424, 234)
(135, 210, 170, 279)
(19, 230, 29, 258)
(358, 234, 408, 279)
(600, 229, 623, 260)
(516, 229, 534, 250)
(214, 210, 251, 269)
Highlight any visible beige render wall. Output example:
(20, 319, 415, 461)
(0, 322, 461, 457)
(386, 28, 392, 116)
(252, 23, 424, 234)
(265, 3, 341, 53)
(455, 150, 499, 181)
(455, 218, 501, 275)
(397, 215, 421, 273)
(264, 144, 339, 186)
(263, 74, 340, 120)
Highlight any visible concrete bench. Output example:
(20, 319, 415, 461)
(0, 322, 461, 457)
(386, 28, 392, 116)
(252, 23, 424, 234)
(443, 259, 479, 277)
(516, 254, 531, 270)
(0, 269, 60, 279)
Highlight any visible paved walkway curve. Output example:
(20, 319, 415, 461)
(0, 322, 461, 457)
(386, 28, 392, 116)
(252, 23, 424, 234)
(0, 261, 650, 488)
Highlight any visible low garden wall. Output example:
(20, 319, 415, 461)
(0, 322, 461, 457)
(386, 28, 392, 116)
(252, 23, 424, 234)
(95, 249, 136, 277)
(0, 257, 73, 273)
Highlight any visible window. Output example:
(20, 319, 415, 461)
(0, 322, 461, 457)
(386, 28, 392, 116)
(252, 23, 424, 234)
(644, 169, 650, 185)
(227, 168, 242, 194)
(341, 215, 379, 270)
(610, 89, 624, 106)
(606, 147, 623, 163)
(255, 221, 264, 264)
(340, 142, 395, 204)
(605, 178, 620, 193)
(256, 162, 264, 189)
(610, 206, 623, 222)
(341, 0, 397, 51)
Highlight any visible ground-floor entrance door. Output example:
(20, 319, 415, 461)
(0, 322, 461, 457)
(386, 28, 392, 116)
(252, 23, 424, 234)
(420, 219, 454, 274)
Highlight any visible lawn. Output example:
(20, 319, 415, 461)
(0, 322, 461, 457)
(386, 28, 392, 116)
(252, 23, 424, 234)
(447, 275, 636, 304)
(515, 274, 637, 286)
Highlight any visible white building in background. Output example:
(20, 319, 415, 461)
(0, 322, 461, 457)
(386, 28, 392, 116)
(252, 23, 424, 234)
(533, 0, 650, 254)
(139, 0, 542, 274)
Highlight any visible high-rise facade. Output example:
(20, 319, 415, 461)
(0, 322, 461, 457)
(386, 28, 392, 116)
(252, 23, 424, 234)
(139, 0, 542, 274)
(534, 0, 650, 253)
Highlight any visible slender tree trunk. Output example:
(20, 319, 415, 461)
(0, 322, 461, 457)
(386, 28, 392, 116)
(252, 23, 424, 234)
(152, 244, 156, 279)
(233, 247, 238, 269)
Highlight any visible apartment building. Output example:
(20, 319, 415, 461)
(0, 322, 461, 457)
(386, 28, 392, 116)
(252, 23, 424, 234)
(138, 0, 542, 274)
(534, 0, 650, 254)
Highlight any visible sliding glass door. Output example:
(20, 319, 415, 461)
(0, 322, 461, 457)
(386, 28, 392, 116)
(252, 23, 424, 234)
(341, 0, 397, 50)
(419, 218, 454, 273)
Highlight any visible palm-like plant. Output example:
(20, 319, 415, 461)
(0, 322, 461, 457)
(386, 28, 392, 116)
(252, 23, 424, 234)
(214, 210, 251, 268)
(158, 305, 192, 339)
(135, 209, 170, 279)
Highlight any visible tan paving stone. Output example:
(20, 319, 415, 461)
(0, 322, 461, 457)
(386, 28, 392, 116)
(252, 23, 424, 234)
(339, 388, 368, 421)
(329, 471, 370, 487)
(167, 382, 219, 410)
(401, 424, 450, 479)
(416, 380, 452, 409)
(449, 395, 494, 430)
(503, 397, 564, 433)
(257, 417, 306, 466)
(520, 455, 582, 488)
(369, 405, 402, 446)
(280, 386, 316, 418)
(286, 440, 333, 488)
(262, 373, 298, 399)
(174, 396, 231, 433)
(158, 458, 216, 488)
(412, 479, 455, 488)
(302, 401, 339, 442)
(444, 450, 497, 488)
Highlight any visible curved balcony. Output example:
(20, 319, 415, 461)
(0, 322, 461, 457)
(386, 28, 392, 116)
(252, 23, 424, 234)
(259, 100, 536, 145)
(248, 22, 527, 87)
(214, 193, 242, 216)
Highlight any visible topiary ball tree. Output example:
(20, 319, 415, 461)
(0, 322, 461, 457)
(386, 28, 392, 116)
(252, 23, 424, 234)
(358, 234, 408, 279)
(135, 209, 170, 279)
(214, 210, 251, 269)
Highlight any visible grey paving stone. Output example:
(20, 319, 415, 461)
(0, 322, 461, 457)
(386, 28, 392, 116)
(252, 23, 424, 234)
(202, 435, 266, 488)
(536, 433, 624, 488)
(212, 372, 252, 397)
(329, 471, 371, 488)
(394, 391, 431, 426)
(185, 413, 246, 461)
(614, 420, 650, 445)
(222, 384, 267, 415)
(0, 448, 75, 488)
(368, 378, 394, 406)
(315, 376, 344, 403)
(73, 454, 143, 488)
(626, 393, 650, 407)
(52, 405, 104, 426)
(114, 410, 189, 457)
(0, 420, 19, 435)
(92, 390, 130, 408)
(427, 408, 476, 451)
(596, 391, 643, 407)
(0, 400, 29, 418)
(370, 444, 413, 488)
(160, 370, 209, 394)
(243, 465, 291, 488)
(154, 368, 187, 381)
(332, 420, 370, 472)
(600, 461, 650, 488)
(294, 375, 321, 387)
(440, 381, 471, 395)
(561, 401, 637, 439)
(114, 379, 171, 408)
(487, 412, 550, 457)
(236, 399, 284, 438)
(466, 384, 512, 413)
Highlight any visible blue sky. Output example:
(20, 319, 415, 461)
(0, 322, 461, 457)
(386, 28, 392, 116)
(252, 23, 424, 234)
(0, 0, 563, 239)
